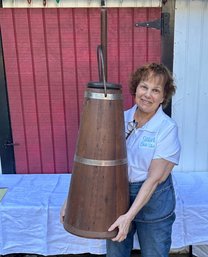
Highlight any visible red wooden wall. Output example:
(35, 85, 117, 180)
(0, 8, 161, 174)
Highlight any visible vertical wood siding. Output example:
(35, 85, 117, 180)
(0, 8, 161, 174)
(173, 0, 208, 172)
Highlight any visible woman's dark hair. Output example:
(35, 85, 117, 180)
(129, 63, 176, 108)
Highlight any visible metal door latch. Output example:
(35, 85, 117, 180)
(3, 141, 19, 148)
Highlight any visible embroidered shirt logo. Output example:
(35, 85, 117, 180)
(140, 136, 156, 148)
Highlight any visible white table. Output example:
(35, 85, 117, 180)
(0, 172, 207, 255)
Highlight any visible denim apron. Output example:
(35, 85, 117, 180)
(106, 174, 176, 257)
(130, 174, 176, 223)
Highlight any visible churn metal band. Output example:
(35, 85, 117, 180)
(84, 91, 123, 100)
(74, 155, 127, 166)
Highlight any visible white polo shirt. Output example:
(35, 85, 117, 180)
(124, 105, 181, 183)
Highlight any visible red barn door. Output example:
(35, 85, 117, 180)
(0, 8, 161, 174)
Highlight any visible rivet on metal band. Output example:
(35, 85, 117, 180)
(74, 155, 127, 166)
(84, 91, 123, 100)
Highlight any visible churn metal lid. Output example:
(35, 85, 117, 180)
(87, 82, 121, 90)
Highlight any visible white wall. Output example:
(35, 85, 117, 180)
(173, 0, 208, 173)
(173, 2, 208, 255)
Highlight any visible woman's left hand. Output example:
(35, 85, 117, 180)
(60, 200, 67, 224)
(108, 214, 132, 242)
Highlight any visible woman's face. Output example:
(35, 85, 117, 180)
(135, 75, 164, 115)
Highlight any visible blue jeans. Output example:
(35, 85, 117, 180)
(106, 175, 176, 257)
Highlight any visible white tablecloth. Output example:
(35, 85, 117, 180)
(0, 172, 208, 255)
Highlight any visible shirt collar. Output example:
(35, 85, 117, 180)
(130, 104, 165, 132)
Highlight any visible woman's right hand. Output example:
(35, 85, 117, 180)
(108, 214, 132, 242)
(60, 200, 67, 224)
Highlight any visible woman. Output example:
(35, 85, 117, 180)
(106, 63, 181, 257)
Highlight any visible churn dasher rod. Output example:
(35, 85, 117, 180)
(97, 46, 107, 97)
(97, 1, 108, 96)
(100, 3, 107, 81)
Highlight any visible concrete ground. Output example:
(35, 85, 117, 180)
(63, 253, 190, 257)
(2, 251, 197, 257)
(64, 250, 195, 257)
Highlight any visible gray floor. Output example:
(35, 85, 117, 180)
(1, 251, 196, 257)
(64, 251, 195, 257)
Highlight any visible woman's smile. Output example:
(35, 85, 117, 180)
(135, 76, 164, 115)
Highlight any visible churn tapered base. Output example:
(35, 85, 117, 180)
(64, 223, 117, 239)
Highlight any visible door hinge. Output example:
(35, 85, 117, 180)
(135, 12, 170, 36)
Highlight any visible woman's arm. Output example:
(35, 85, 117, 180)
(60, 199, 67, 224)
(108, 158, 175, 242)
